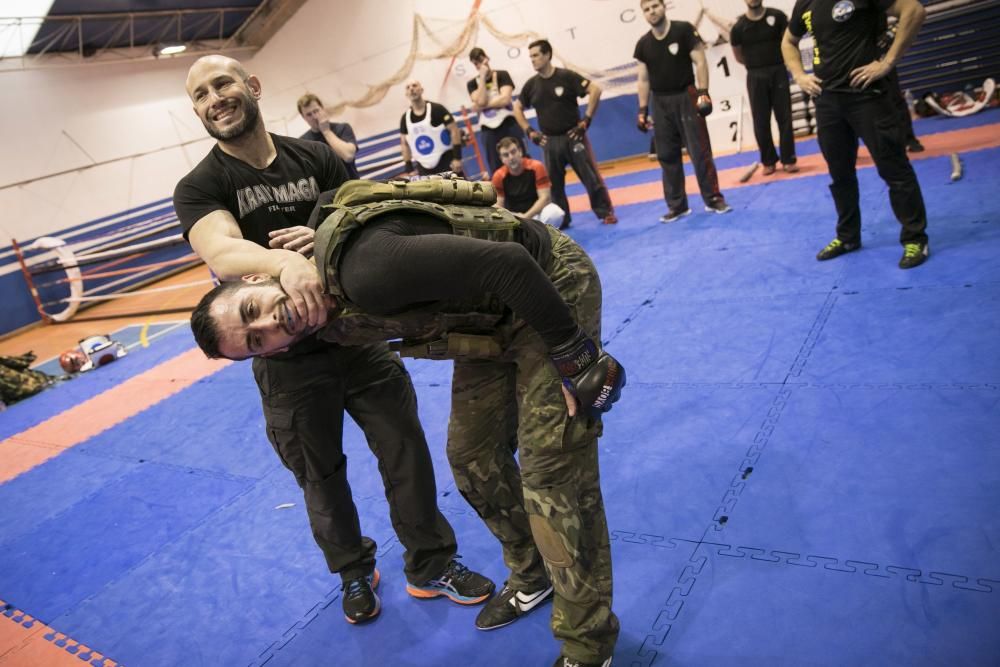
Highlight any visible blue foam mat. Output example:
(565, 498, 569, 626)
(0, 324, 199, 440)
(1, 136, 998, 667)
(0, 462, 252, 621)
(717, 385, 1000, 577)
(659, 541, 1000, 667)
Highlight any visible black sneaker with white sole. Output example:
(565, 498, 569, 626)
(475, 582, 554, 630)
(704, 197, 732, 214)
(660, 207, 691, 223)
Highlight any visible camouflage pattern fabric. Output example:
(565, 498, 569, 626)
(447, 226, 618, 662)
(0, 353, 54, 405)
(313, 183, 619, 662)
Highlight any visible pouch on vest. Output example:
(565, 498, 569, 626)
(332, 178, 498, 208)
(391, 332, 505, 361)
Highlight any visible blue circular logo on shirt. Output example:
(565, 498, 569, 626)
(832, 0, 855, 22)
(415, 135, 435, 155)
(440, 129, 452, 146)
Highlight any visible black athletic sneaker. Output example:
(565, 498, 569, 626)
(475, 582, 554, 630)
(406, 558, 495, 604)
(899, 242, 929, 269)
(342, 569, 380, 624)
(704, 197, 732, 214)
(551, 655, 613, 667)
(660, 207, 691, 223)
(906, 138, 925, 153)
(816, 238, 861, 261)
(559, 217, 572, 231)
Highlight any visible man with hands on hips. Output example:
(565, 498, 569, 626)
(781, 0, 930, 269)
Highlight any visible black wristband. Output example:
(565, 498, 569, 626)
(582, 115, 592, 128)
(639, 106, 648, 115)
(697, 88, 709, 96)
(451, 146, 462, 163)
(405, 160, 415, 172)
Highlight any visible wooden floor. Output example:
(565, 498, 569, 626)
(0, 264, 214, 364)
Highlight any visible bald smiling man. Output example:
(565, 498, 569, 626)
(173, 55, 494, 625)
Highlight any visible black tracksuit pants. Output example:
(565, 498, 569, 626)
(482, 117, 527, 174)
(651, 87, 724, 212)
(884, 68, 918, 143)
(542, 133, 614, 224)
(815, 88, 928, 247)
(253, 341, 457, 584)
(746, 64, 797, 167)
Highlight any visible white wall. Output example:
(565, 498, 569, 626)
(0, 0, 796, 246)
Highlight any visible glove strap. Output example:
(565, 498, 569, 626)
(639, 106, 648, 115)
(550, 329, 598, 377)
(697, 88, 709, 97)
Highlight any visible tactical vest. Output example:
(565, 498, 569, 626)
(313, 179, 526, 360)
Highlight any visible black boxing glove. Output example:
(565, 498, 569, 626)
(696, 89, 713, 116)
(528, 128, 544, 145)
(550, 328, 627, 418)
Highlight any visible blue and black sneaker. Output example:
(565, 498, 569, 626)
(406, 558, 494, 605)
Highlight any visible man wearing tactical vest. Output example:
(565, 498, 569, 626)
(399, 80, 465, 177)
(189, 178, 626, 667)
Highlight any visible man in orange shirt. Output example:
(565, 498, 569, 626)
(491, 137, 566, 229)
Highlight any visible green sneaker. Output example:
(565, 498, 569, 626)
(899, 242, 929, 269)
(816, 238, 861, 261)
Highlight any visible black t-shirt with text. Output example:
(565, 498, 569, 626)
(519, 68, 591, 136)
(173, 133, 349, 246)
(790, 0, 893, 93)
(633, 21, 703, 93)
(731, 8, 789, 69)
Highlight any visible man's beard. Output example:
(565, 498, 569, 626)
(204, 93, 260, 141)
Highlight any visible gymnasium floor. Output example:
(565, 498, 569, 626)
(2, 110, 999, 667)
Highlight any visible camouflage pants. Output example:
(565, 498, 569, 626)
(448, 227, 619, 662)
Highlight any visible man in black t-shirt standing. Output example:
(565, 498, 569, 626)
(782, 0, 930, 268)
(173, 55, 493, 625)
(297, 92, 361, 179)
(731, 0, 799, 174)
(399, 80, 464, 176)
(467, 47, 526, 175)
(635, 0, 732, 223)
(513, 39, 617, 229)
